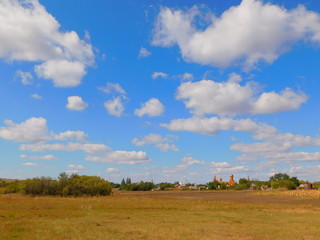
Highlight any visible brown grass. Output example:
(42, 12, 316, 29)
(1, 191, 320, 240)
(253, 189, 320, 199)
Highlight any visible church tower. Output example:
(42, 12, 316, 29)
(228, 174, 236, 186)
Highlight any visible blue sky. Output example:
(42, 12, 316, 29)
(1, 0, 320, 183)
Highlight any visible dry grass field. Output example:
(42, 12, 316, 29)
(1, 191, 320, 240)
(254, 190, 320, 199)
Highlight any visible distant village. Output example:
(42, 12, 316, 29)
(1, 172, 319, 196)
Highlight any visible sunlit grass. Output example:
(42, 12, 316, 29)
(1, 192, 320, 240)
(253, 189, 320, 198)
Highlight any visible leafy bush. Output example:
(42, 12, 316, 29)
(238, 178, 249, 185)
(4, 181, 26, 194)
(269, 173, 299, 190)
(120, 181, 155, 191)
(25, 177, 57, 195)
(4, 173, 112, 197)
(271, 180, 297, 190)
(232, 183, 250, 190)
(208, 180, 220, 190)
(58, 174, 112, 196)
(158, 182, 175, 190)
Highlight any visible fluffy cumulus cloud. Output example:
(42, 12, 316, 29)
(0, 0, 94, 87)
(177, 73, 307, 116)
(66, 96, 88, 111)
(0, 117, 52, 142)
(86, 151, 152, 165)
(99, 82, 126, 95)
(20, 142, 109, 154)
(20, 154, 56, 160)
(35, 60, 87, 87)
(132, 133, 179, 152)
(138, 47, 151, 58)
(104, 97, 125, 117)
(152, 0, 320, 69)
(135, 98, 165, 117)
(161, 116, 276, 136)
(0, 117, 88, 143)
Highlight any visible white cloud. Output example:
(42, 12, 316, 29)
(253, 132, 315, 147)
(161, 117, 277, 136)
(20, 154, 56, 160)
(155, 143, 179, 152)
(181, 156, 204, 166)
(22, 162, 38, 167)
(138, 47, 151, 58)
(16, 70, 33, 85)
(53, 130, 87, 142)
(210, 166, 250, 174)
(65, 170, 80, 174)
(86, 151, 152, 165)
(31, 94, 43, 100)
(230, 142, 292, 154)
(209, 162, 231, 168)
(266, 152, 320, 162)
(99, 82, 126, 95)
(0, 117, 50, 142)
(66, 96, 88, 111)
(20, 142, 109, 154)
(0, 0, 94, 87)
(135, 98, 165, 117)
(104, 97, 125, 117)
(232, 129, 320, 164)
(179, 73, 194, 81)
(162, 157, 230, 176)
(288, 165, 320, 180)
(177, 74, 307, 116)
(106, 168, 119, 173)
(67, 164, 86, 170)
(152, 72, 168, 79)
(0, 117, 89, 143)
(132, 133, 179, 152)
(152, 1, 320, 69)
(35, 60, 86, 87)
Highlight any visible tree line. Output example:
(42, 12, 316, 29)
(1, 173, 317, 195)
(2, 173, 112, 196)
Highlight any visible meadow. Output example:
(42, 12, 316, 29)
(1, 190, 320, 240)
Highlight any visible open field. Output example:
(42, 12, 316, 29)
(1, 191, 320, 240)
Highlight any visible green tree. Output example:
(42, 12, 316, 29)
(239, 178, 249, 184)
(121, 178, 125, 186)
(289, 177, 299, 187)
(126, 177, 131, 185)
(271, 180, 297, 190)
(208, 180, 220, 190)
(269, 173, 290, 182)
